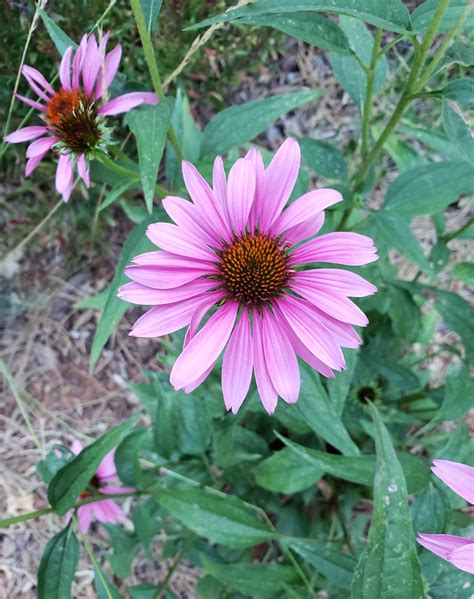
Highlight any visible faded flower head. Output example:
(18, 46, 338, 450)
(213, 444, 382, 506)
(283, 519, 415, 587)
(65, 440, 132, 534)
(4, 32, 157, 202)
(119, 138, 378, 414)
(417, 460, 474, 574)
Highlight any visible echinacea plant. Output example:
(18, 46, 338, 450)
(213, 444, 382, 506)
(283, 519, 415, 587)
(3, 32, 157, 202)
(119, 138, 378, 414)
(417, 460, 474, 574)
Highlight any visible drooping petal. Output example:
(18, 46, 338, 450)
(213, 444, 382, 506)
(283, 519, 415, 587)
(77, 154, 90, 187)
(417, 533, 474, 572)
(306, 304, 362, 349)
(97, 43, 122, 97)
(272, 188, 342, 237)
(22, 65, 54, 100)
(222, 310, 254, 413)
(226, 158, 256, 235)
(170, 302, 238, 390)
(118, 278, 216, 305)
(146, 222, 217, 262)
(131, 250, 214, 269)
(162, 196, 216, 245)
(59, 46, 73, 90)
(25, 150, 50, 177)
(261, 310, 300, 404)
(296, 269, 377, 297)
(276, 295, 345, 370)
(260, 137, 300, 231)
(290, 232, 378, 266)
(284, 212, 325, 244)
(125, 263, 214, 290)
(96, 449, 117, 481)
(98, 91, 158, 115)
(72, 34, 88, 89)
(15, 93, 46, 112)
(4, 126, 48, 143)
(77, 504, 93, 534)
(450, 544, 474, 574)
(26, 136, 55, 158)
(432, 460, 474, 504)
(253, 315, 278, 414)
(92, 499, 126, 525)
(55, 154, 74, 203)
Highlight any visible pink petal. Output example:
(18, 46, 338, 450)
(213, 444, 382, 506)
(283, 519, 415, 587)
(26, 136, 55, 158)
(15, 93, 46, 112)
(55, 154, 74, 203)
(4, 126, 48, 143)
(290, 232, 378, 266)
(82, 34, 100, 95)
(182, 161, 230, 242)
(70, 439, 83, 455)
(184, 292, 224, 344)
(162, 196, 216, 245)
(284, 212, 325, 244)
(260, 138, 300, 231)
(100, 486, 135, 494)
(432, 460, 474, 504)
(170, 302, 238, 390)
(222, 309, 254, 413)
(146, 222, 216, 261)
(96, 449, 117, 480)
(450, 544, 474, 574)
(131, 250, 215, 269)
(72, 35, 87, 89)
(25, 151, 49, 177)
(22, 65, 54, 100)
(130, 293, 218, 338)
(246, 147, 265, 232)
(125, 263, 214, 290)
(92, 499, 126, 525)
(292, 281, 368, 326)
(118, 278, 215, 305)
(253, 315, 278, 414)
(183, 361, 217, 394)
(272, 189, 342, 237)
(306, 304, 362, 349)
(98, 91, 158, 115)
(96, 43, 122, 98)
(276, 295, 345, 370)
(212, 155, 228, 214)
(296, 269, 377, 297)
(77, 154, 90, 187)
(226, 158, 256, 235)
(59, 46, 73, 90)
(77, 505, 93, 534)
(261, 310, 300, 404)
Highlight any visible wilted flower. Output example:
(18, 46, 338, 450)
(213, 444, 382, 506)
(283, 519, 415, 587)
(66, 440, 131, 534)
(119, 138, 378, 414)
(4, 32, 157, 202)
(417, 460, 474, 574)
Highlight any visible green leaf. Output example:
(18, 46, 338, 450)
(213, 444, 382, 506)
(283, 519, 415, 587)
(351, 404, 424, 599)
(48, 417, 136, 515)
(189, 0, 412, 34)
(289, 541, 356, 589)
(327, 349, 358, 416)
(255, 447, 324, 493)
(296, 364, 360, 455)
(89, 217, 154, 370)
(298, 136, 348, 181)
(441, 78, 474, 109)
(39, 8, 76, 56)
(383, 161, 474, 217)
(387, 286, 421, 343)
(201, 555, 299, 597)
(37, 525, 80, 599)
(452, 261, 474, 286)
(399, 125, 464, 161)
(442, 100, 474, 165)
(383, 134, 426, 173)
(74, 288, 109, 310)
(240, 13, 353, 55)
(373, 211, 435, 276)
(104, 524, 141, 578)
(140, 0, 163, 32)
(115, 428, 150, 487)
(94, 561, 123, 599)
(126, 98, 175, 213)
(128, 584, 160, 599)
(411, 0, 474, 34)
(432, 367, 474, 423)
(277, 434, 430, 494)
(99, 180, 135, 212)
(151, 486, 277, 548)
(37, 447, 73, 485)
(434, 290, 474, 363)
(331, 16, 387, 110)
(201, 90, 320, 156)
(410, 482, 451, 534)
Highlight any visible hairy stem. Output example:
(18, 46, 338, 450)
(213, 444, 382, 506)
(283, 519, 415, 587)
(361, 28, 382, 158)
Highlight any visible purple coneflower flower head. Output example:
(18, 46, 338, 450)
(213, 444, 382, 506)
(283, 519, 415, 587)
(417, 459, 474, 574)
(4, 32, 158, 202)
(119, 138, 378, 414)
(65, 440, 132, 534)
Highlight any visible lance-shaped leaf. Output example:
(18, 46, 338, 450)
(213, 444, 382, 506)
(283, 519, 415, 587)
(37, 525, 80, 599)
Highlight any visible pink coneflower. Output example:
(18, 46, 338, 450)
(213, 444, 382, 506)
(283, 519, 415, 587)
(4, 32, 157, 202)
(66, 440, 132, 534)
(119, 138, 378, 414)
(417, 459, 474, 574)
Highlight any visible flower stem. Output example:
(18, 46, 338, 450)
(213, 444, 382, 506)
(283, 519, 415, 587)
(352, 0, 450, 193)
(441, 216, 474, 242)
(361, 28, 382, 159)
(129, 0, 183, 161)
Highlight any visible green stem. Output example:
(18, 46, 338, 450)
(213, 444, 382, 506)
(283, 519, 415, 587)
(129, 0, 183, 161)
(441, 216, 473, 242)
(361, 27, 382, 159)
(352, 0, 450, 193)
(79, 524, 115, 599)
(96, 152, 169, 197)
(154, 539, 193, 599)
